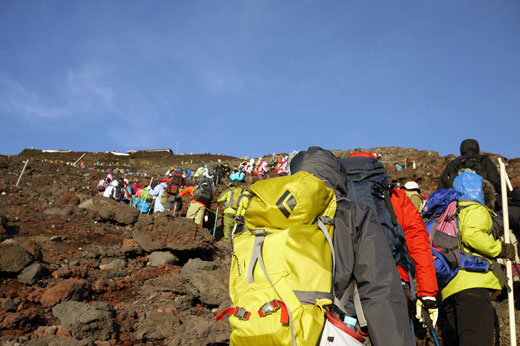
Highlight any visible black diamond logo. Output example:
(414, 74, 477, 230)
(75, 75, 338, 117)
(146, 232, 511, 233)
(276, 190, 297, 218)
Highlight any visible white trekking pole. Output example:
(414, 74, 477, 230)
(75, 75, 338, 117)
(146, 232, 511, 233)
(16, 160, 29, 186)
(73, 153, 86, 166)
(499, 158, 516, 346)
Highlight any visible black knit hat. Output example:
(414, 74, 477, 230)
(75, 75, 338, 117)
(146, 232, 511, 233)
(512, 187, 520, 202)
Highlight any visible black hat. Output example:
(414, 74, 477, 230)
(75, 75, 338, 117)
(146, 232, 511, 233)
(512, 187, 520, 202)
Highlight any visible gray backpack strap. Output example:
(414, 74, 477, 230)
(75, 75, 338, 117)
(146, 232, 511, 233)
(334, 281, 367, 328)
(247, 229, 297, 346)
(224, 187, 237, 209)
(490, 259, 511, 292)
(352, 283, 367, 328)
(316, 216, 335, 278)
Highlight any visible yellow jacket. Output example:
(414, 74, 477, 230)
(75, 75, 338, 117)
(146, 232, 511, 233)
(441, 200, 503, 300)
(235, 191, 251, 218)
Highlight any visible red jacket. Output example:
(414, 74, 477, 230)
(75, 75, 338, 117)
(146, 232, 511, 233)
(390, 187, 438, 297)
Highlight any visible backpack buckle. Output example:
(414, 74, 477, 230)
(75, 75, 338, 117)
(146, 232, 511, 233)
(234, 307, 250, 320)
(251, 229, 270, 237)
(316, 215, 335, 226)
(259, 300, 281, 317)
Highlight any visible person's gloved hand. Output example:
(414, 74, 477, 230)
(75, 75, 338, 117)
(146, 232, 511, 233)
(500, 243, 516, 261)
(416, 297, 438, 327)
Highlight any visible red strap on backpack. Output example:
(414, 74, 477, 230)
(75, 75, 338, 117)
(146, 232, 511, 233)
(258, 300, 289, 324)
(215, 306, 251, 322)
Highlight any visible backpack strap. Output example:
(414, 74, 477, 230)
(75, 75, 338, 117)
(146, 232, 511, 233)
(224, 187, 236, 210)
(383, 188, 398, 226)
(324, 205, 367, 328)
(247, 229, 297, 346)
(246, 214, 335, 346)
(352, 283, 367, 328)
(490, 259, 511, 292)
(333, 281, 367, 328)
(429, 217, 440, 247)
(455, 202, 471, 254)
(371, 191, 383, 217)
(315, 216, 335, 278)
(215, 306, 251, 321)
(247, 229, 270, 284)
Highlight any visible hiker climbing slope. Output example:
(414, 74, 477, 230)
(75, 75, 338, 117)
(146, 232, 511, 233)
(290, 147, 413, 346)
(440, 172, 515, 346)
(216, 183, 242, 241)
(178, 181, 212, 228)
(389, 185, 439, 328)
(438, 138, 500, 192)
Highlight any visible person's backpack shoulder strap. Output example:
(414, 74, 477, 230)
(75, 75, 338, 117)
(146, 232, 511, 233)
(333, 280, 367, 328)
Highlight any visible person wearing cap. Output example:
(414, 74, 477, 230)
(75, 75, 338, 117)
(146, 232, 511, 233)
(165, 166, 175, 176)
(438, 138, 500, 192)
(403, 181, 423, 212)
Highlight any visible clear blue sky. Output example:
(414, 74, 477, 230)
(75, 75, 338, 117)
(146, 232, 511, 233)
(1, 1, 519, 158)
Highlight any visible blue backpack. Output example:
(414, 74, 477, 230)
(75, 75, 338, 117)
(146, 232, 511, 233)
(135, 198, 152, 213)
(340, 157, 415, 275)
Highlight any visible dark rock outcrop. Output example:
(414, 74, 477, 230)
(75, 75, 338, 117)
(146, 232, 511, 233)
(135, 312, 181, 342)
(180, 259, 230, 307)
(0, 241, 33, 273)
(82, 196, 139, 225)
(52, 301, 117, 342)
(18, 262, 44, 285)
(133, 215, 214, 253)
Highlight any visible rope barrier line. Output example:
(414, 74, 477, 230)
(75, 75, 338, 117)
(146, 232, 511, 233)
(203, 207, 246, 225)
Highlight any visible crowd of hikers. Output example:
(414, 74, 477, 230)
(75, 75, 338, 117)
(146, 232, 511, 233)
(95, 154, 292, 224)
(95, 139, 519, 346)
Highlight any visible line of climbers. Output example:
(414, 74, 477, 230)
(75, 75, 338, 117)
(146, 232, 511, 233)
(96, 139, 517, 346)
(95, 155, 292, 223)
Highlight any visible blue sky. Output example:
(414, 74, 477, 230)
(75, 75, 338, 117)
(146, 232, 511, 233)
(1, 1, 519, 158)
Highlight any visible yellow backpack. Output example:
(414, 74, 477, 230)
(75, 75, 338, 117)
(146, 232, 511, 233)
(217, 171, 337, 346)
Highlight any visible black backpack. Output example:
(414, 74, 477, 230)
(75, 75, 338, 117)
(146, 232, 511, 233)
(193, 181, 213, 206)
(454, 155, 482, 175)
(340, 157, 415, 275)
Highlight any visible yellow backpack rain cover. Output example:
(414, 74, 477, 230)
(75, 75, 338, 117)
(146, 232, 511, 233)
(227, 171, 337, 346)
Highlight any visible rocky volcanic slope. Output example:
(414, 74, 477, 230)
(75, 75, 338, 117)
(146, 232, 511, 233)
(0, 148, 519, 346)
